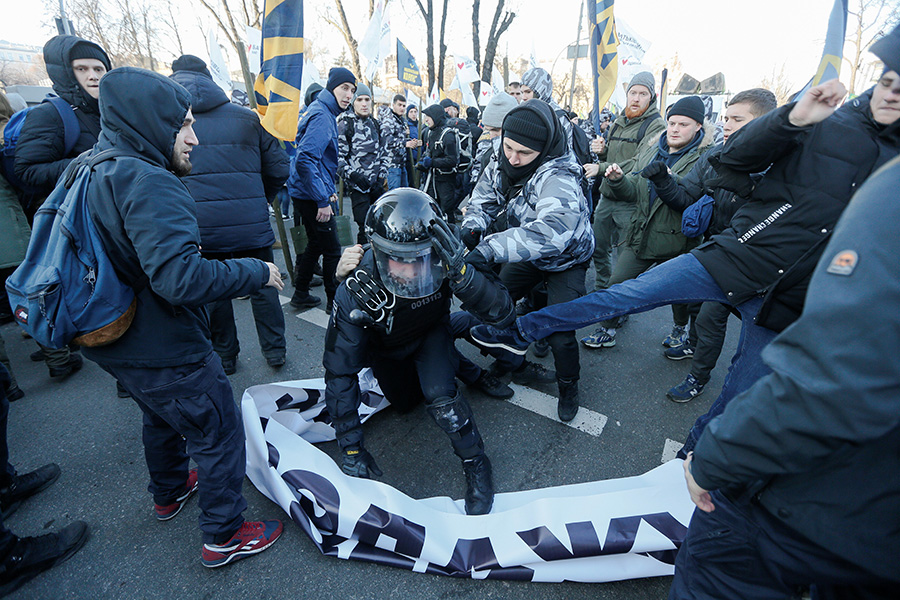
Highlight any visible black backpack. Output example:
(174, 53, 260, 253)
(554, 109, 592, 166)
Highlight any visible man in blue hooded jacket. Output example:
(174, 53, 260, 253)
(170, 55, 289, 375)
(82, 67, 284, 568)
(288, 67, 356, 312)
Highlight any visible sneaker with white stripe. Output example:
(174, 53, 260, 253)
(201, 520, 283, 568)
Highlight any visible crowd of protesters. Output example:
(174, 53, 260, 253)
(0, 20, 898, 598)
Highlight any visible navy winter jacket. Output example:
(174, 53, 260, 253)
(82, 68, 270, 368)
(287, 89, 343, 207)
(171, 70, 288, 252)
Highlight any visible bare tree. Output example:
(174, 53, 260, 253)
(320, 0, 364, 82)
(194, 0, 263, 98)
(760, 64, 796, 106)
(412, 0, 450, 90)
(473, 0, 515, 88)
(437, 0, 449, 88)
(844, 0, 900, 94)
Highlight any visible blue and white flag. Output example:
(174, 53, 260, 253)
(396, 39, 422, 86)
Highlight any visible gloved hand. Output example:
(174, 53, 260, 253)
(341, 446, 383, 478)
(417, 156, 433, 171)
(461, 227, 482, 251)
(348, 171, 368, 189)
(707, 154, 756, 198)
(376, 176, 387, 191)
(464, 246, 492, 274)
(640, 161, 670, 182)
(429, 218, 467, 282)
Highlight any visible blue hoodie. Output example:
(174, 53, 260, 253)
(83, 67, 269, 367)
(171, 69, 288, 253)
(287, 88, 343, 206)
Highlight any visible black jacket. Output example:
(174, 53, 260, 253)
(171, 70, 288, 253)
(693, 89, 900, 323)
(14, 36, 106, 196)
(82, 68, 269, 368)
(421, 108, 459, 178)
(650, 144, 752, 237)
(692, 156, 900, 582)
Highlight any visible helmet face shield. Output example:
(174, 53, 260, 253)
(371, 233, 444, 298)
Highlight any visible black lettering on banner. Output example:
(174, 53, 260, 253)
(283, 469, 341, 537)
(351, 504, 426, 559)
(425, 537, 501, 577)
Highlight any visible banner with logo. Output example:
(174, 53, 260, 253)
(243, 376, 695, 583)
(396, 39, 422, 86)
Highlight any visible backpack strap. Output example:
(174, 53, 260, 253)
(45, 96, 81, 157)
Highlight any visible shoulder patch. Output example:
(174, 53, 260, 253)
(826, 250, 858, 276)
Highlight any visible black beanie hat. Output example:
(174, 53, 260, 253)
(503, 108, 549, 152)
(172, 54, 212, 79)
(326, 67, 356, 93)
(440, 98, 459, 110)
(70, 40, 111, 71)
(666, 96, 705, 125)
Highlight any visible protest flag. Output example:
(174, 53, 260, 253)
(659, 67, 668, 114)
(253, 0, 304, 141)
(587, 0, 619, 133)
(397, 39, 422, 86)
(794, 0, 849, 99)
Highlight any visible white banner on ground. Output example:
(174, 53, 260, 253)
(207, 29, 232, 93)
(243, 375, 695, 583)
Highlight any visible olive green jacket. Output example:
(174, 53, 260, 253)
(596, 100, 665, 199)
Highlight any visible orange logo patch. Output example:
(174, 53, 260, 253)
(826, 250, 858, 276)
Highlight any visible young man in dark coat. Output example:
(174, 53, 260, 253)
(416, 104, 460, 222)
(171, 56, 289, 375)
(13, 34, 112, 381)
(287, 67, 356, 312)
(82, 67, 284, 568)
(472, 67, 900, 453)
(673, 31, 900, 597)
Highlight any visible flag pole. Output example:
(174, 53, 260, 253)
(568, 0, 585, 110)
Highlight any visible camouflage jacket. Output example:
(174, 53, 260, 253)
(464, 151, 595, 272)
(337, 112, 385, 193)
(378, 106, 409, 170)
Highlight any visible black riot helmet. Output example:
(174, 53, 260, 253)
(364, 188, 446, 299)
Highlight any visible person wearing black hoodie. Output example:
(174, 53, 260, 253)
(82, 67, 285, 567)
(13, 35, 112, 381)
(416, 104, 459, 222)
(170, 56, 289, 376)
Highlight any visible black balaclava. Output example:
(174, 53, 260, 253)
(498, 99, 566, 192)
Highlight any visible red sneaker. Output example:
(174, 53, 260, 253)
(201, 520, 283, 568)
(154, 469, 198, 521)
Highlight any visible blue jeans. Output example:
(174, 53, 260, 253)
(386, 166, 408, 190)
(517, 253, 777, 450)
(670, 491, 896, 599)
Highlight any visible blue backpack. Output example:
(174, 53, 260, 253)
(5, 149, 146, 349)
(681, 194, 715, 238)
(0, 96, 81, 194)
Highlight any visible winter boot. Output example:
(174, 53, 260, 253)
(556, 377, 579, 422)
(461, 454, 494, 515)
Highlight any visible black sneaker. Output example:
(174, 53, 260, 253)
(532, 338, 550, 358)
(221, 357, 237, 376)
(469, 323, 530, 356)
(471, 371, 513, 399)
(6, 386, 25, 402)
(267, 355, 286, 368)
(462, 454, 494, 515)
(557, 378, 579, 422)
(29, 349, 46, 362)
(511, 361, 556, 385)
(1, 464, 61, 520)
(48, 354, 83, 379)
(289, 292, 322, 310)
(115, 381, 131, 398)
(0, 521, 89, 596)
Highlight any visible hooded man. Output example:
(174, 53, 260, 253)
(586, 71, 665, 292)
(416, 104, 460, 222)
(287, 67, 356, 312)
(338, 83, 385, 244)
(170, 55, 290, 375)
(82, 67, 285, 567)
(462, 99, 594, 421)
(13, 35, 113, 381)
(520, 67, 576, 152)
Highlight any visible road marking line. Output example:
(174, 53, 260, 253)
(507, 384, 607, 437)
(661, 438, 684, 463)
(297, 307, 331, 329)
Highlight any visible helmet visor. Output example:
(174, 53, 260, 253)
(371, 233, 444, 299)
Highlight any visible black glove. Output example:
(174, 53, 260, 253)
(376, 176, 387, 191)
(429, 218, 467, 282)
(640, 161, 670, 182)
(341, 446, 383, 478)
(348, 171, 368, 189)
(464, 246, 492, 274)
(461, 227, 482, 251)
(706, 154, 755, 198)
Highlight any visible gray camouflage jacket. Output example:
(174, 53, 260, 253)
(337, 112, 385, 193)
(464, 151, 594, 272)
(378, 105, 409, 170)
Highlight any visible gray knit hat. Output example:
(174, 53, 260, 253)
(522, 67, 553, 101)
(482, 92, 518, 128)
(353, 83, 372, 103)
(627, 71, 656, 103)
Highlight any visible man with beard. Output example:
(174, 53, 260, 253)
(82, 67, 285, 567)
(585, 72, 664, 292)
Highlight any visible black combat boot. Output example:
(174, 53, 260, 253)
(557, 377, 579, 422)
(340, 445, 383, 479)
(462, 454, 494, 515)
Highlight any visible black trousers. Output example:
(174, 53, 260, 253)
(349, 189, 381, 245)
(293, 199, 340, 301)
(499, 261, 587, 381)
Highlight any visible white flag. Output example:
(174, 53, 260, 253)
(244, 26, 262, 75)
(207, 29, 232, 93)
(448, 74, 461, 91)
(362, 2, 392, 81)
(428, 82, 440, 104)
(460, 81, 478, 108)
(407, 90, 421, 109)
(300, 59, 323, 102)
(529, 41, 539, 70)
(453, 54, 480, 84)
(616, 18, 651, 65)
(478, 82, 494, 106)
(358, 2, 383, 60)
(491, 66, 505, 95)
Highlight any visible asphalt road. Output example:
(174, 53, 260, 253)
(1, 214, 740, 599)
